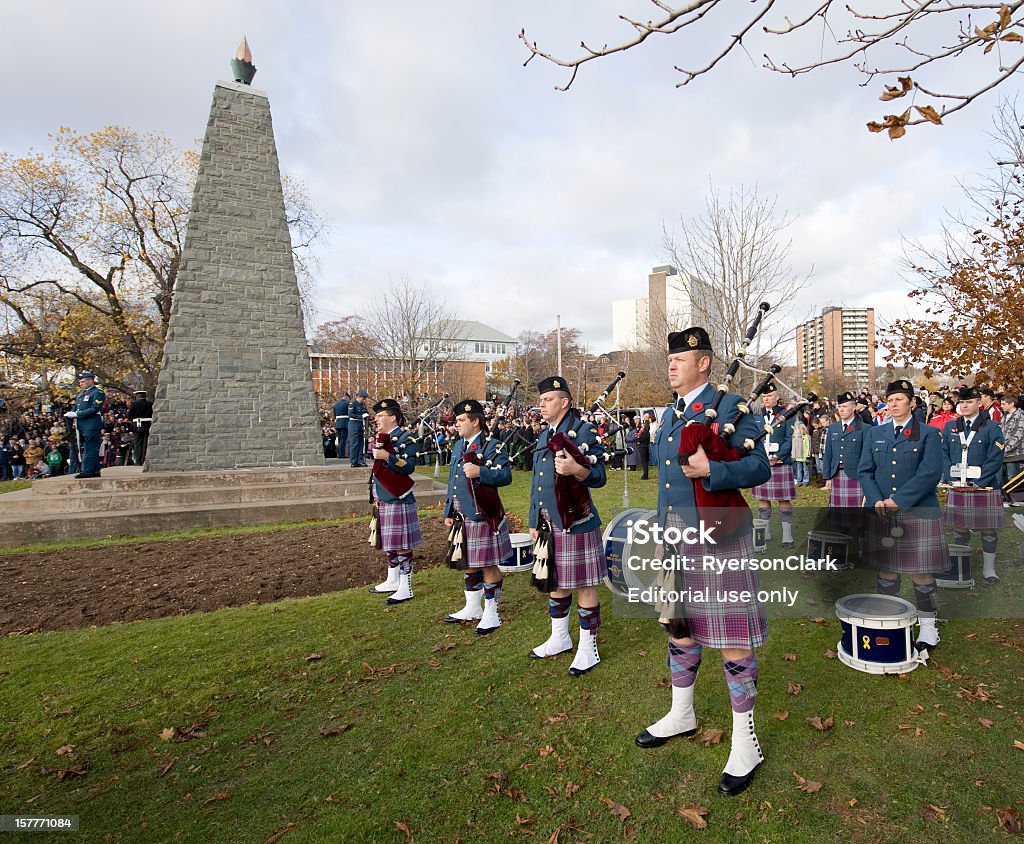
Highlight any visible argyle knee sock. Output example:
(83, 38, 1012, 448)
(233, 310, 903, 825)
(484, 581, 499, 601)
(913, 581, 939, 614)
(877, 575, 901, 596)
(780, 510, 793, 544)
(395, 552, 413, 575)
(386, 550, 400, 569)
(723, 655, 758, 713)
(953, 529, 971, 546)
(578, 604, 600, 632)
(549, 595, 572, 619)
(668, 640, 702, 688)
(758, 507, 771, 539)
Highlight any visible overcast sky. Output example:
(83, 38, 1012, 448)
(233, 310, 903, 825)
(1, 1, 1009, 360)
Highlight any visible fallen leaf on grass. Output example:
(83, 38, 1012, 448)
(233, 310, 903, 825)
(159, 727, 176, 742)
(997, 806, 1022, 833)
(812, 617, 826, 623)
(546, 712, 568, 724)
(264, 823, 295, 844)
(921, 803, 947, 822)
(978, 718, 994, 729)
(304, 653, 323, 662)
(793, 772, 823, 794)
(807, 716, 834, 732)
(516, 814, 534, 827)
(55, 765, 88, 781)
(773, 711, 789, 721)
(787, 682, 803, 696)
(159, 760, 175, 777)
(676, 804, 709, 830)
(394, 820, 414, 843)
(539, 744, 555, 757)
(203, 791, 231, 806)
(55, 744, 75, 758)
(824, 649, 838, 660)
(699, 728, 724, 747)
(318, 724, 350, 737)
(17, 758, 35, 770)
(624, 821, 636, 839)
(485, 770, 508, 793)
(565, 781, 580, 799)
(600, 796, 631, 821)
(783, 653, 797, 662)
(431, 641, 457, 652)
(1015, 740, 1024, 751)
(655, 678, 671, 689)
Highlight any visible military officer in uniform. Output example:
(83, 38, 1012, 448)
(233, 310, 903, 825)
(528, 376, 608, 676)
(858, 380, 947, 649)
(333, 392, 350, 459)
(443, 399, 513, 634)
(822, 391, 867, 532)
(751, 386, 798, 547)
(128, 390, 154, 466)
(940, 386, 1006, 584)
(367, 398, 422, 603)
(348, 388, 369, 468)
(633, 327, 772, 798)
(69, 371, 106, 479)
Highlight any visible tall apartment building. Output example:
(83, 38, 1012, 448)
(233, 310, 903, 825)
(796, 306, 876, 388)
(612, 265, 716, 351)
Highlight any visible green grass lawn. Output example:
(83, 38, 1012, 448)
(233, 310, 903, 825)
(1, 466, 1023, 842)
(0, 478, 31, 495)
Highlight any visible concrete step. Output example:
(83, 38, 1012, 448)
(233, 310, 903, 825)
(0, 489, 447, 545)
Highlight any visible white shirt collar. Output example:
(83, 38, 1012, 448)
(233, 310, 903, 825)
(388, 426, 402, 436)
(890, 416, 911, 429)
(465, 432, 481, 448)
(679, 382, 710, 409)
(965, 413, 980, 425)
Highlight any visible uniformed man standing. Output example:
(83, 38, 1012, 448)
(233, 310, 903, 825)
(443, 399, 513, 634)
(751, 387, 798, 547)
(858, 380, 947, 649)
(941, 386, 1006, 584)
(69, 371, 106, 479)
(127, 390, 153, 466)
(333, 392, 350, 459)
(367, 398, 421, 603)
(528, 376, 608, 676)
(634, 327, 772, 798)
(822, 391, 867, 527)
(348, 389, 369, 468)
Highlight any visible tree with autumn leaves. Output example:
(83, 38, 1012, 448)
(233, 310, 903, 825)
(0, 126, 323, 396)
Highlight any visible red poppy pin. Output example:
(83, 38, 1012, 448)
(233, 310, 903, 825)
(691, 402, 704, 413)
(469, 443, 478, 450)
(903, 427, 912, 437)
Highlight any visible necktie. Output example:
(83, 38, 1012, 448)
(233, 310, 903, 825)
(845, 424, 852, 433)
(894, 425, 903, 438)
(965, 419, 972, 433)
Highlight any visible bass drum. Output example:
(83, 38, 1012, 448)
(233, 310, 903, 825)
(602, 508, 662, 605)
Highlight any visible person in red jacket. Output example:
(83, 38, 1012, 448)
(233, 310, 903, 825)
(928, 397, 958, 430)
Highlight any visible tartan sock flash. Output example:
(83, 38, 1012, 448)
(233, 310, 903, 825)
(578, 604, 600, 631)
(483, 581, 499, 601)
(723, 655, 758, 713)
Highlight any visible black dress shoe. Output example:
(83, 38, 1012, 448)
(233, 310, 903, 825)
(718, 762, 761, 797)
(635, 727, 697, 748)
(475, 625, 499, 637)
(985, 575, 1000, 584)
(75, 472, 101, 479)
(385, 594, 413, 605)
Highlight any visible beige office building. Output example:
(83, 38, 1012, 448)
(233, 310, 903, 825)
(796, 307, 876, 388)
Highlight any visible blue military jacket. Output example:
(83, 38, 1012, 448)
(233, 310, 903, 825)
(348, 400, 368, 429)
(528, 412, 607, 533)
(857, 417, 943, 509)
(941, 415, 1005, 489)
(758, 405, 795, 464)
(372, 426, 419, 504)
(654, 382, 771, 520)
(822, 417, 867, 481)
(444, 433, 513, 521)
(333, 398, 350, 427)
(74, 386, 106, 432)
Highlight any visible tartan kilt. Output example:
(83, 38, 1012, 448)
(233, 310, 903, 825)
(541, 508, 604, 590)
(654, 511, 768, 650)
(751, 464, 796, 501)
(828, 473, 864, 531)
(944, 487, 1006, 531)
(376, 499, 423, 552)
(453, 498, 513, 568)
(861, 509, 948, 573)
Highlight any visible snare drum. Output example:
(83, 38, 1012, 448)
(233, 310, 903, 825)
(935, 543, 974, 589)
(835, 593, 923, 674)
(807, 530, 852, 571)
(602, 508, 660, 604)
(752, 518, 768, 551)
(498, 533, 534, 574)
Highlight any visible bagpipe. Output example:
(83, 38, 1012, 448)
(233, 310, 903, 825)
(676, 303, 817, 541)
(460, 438, 507, 533)
(369, 430, 416, 500)
(411, 393, 450, 457)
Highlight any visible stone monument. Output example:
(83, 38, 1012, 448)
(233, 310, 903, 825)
(146, 39, 324, 471)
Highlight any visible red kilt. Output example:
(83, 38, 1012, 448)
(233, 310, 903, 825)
(944, 487, 1006, 531)
(656, 511, 768, 650)
(376, 499, 423, 552)
(751, 464, 796, 501)
(861, 509, 948, 574)
(828, 473, 864, 531)
(453, 498, 513, 568)
(540, 508, 604, 590)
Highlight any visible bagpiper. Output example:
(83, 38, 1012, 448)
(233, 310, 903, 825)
(822, 391, 867, 530)
(751, 386, 797, 547)
(367, 398, 421, 604)
(940, 385, 1006, 584)
(443, 399, 513, 635)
